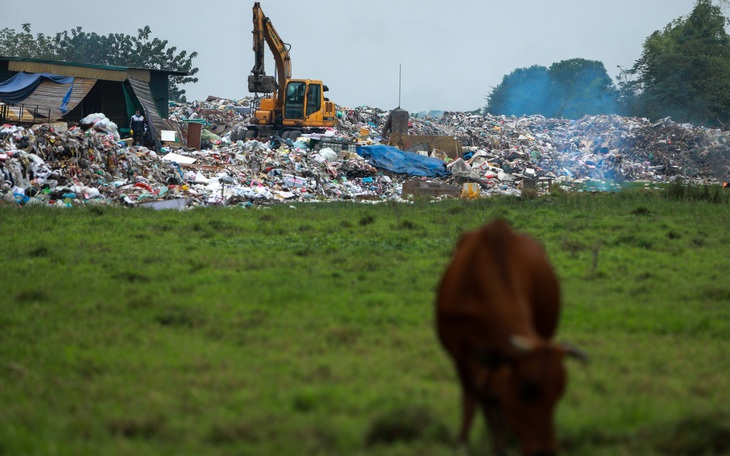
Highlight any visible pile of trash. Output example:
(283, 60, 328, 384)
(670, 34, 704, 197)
(1, 99, 728, 209)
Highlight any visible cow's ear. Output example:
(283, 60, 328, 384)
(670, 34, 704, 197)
(561, 342, 590, 364)
(510, 334, 536, 352)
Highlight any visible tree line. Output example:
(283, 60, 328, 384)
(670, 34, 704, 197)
(0, 24, 198, 102)
(485, 0, 730, 128)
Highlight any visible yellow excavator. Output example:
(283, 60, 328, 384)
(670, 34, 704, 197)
(245, 2, 336, 141)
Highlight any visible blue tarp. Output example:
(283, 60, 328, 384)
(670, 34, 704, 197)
(356, 145, 449, 177)
(0, 72, 74, 104)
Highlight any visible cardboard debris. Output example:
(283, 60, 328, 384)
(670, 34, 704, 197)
(139, 197, 191, 210)
(389, 131, 464, 158)
(161, 152, 196, 165)
(402, 179, 461, 198)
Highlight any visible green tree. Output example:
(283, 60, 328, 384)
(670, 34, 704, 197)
(0, 23, 56, 59)
(616, 65, 641, 117)
(0, 24, 198, 102)
(485, 65, 553, 116)
(626, 0, 730, 126)
(485, 59, 619, 118)
(548, 58, 619, 118)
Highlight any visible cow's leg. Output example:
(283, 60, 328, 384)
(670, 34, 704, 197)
(455, 361, 477, 444)
(459, 387, 477, 444)
(481, 396, 508, 456)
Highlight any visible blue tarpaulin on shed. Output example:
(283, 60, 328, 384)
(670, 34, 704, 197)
(0, 72, 74, 104)
(356, 145, 449, 177)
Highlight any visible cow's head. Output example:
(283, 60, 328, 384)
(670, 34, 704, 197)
(490, 335, 588, 456)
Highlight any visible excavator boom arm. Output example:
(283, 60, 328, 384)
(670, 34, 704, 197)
(249, 2, 291, 103)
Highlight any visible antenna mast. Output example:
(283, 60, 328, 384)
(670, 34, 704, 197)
(398, 64, 402, 108)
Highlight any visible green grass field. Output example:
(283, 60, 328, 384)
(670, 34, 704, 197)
(1, 188, 729, 455)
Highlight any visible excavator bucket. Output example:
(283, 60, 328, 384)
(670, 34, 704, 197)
(248, 74, 278, 94)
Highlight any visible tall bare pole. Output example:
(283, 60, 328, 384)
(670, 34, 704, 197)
(398, 64, 402, 108)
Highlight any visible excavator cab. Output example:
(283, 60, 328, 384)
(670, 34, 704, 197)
(284, 81, 306, 119)
(282, 79, 335, 126)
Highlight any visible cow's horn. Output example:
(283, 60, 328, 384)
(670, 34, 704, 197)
(510, 334, 536, 352)
(561, 342, 590, 364)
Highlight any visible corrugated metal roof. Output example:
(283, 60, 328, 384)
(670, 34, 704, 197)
(18, 78, 97, 121)
(2, 57, 188, 77)
(128, 69, 151, 83)
(9, 61, 127, 81)
(128, 75, 164, 134)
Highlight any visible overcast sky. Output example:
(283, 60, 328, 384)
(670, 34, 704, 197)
(1, 0, 710, 112)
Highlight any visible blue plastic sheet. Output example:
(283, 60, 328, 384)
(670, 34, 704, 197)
(0, 72, 74, 104)
(59, 81, 73, 114)
(356, 145, 449, 177)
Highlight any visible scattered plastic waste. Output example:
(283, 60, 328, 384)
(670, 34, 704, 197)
(1, 98, 728, 209)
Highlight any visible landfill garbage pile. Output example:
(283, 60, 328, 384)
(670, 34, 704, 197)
(2, 100, 729, 209)
(431, 112, 730, 183)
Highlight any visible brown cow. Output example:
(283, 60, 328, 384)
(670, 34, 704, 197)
(436, 219, 587, 456)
